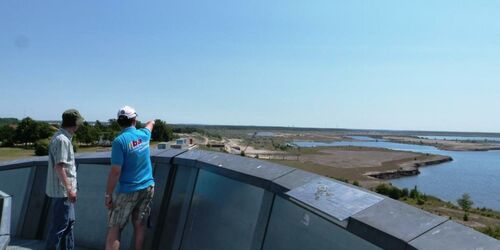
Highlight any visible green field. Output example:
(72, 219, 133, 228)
(0, 147, 35, 162)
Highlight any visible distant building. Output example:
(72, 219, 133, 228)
(158, 137, 196, 150)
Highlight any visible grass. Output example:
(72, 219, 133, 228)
(0, 141, 164, 162)
(0, 147, 35, 162)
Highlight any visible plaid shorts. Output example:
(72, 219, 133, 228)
(108, 185, 154, 228)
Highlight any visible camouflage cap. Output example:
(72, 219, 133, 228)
(62, 109, 84, 127)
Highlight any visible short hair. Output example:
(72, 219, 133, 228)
(117, 116, 135, 128)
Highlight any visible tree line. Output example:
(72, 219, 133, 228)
(0, 117, 174, 148)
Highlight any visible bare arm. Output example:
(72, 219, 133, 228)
(54, 163, 77, 202)
(145, 120, 155, 132)
(105, 165, 121, 209)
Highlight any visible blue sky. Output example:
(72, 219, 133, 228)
(1, 1, 500, 132)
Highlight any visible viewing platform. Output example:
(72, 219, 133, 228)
(0, 149, 499, 250)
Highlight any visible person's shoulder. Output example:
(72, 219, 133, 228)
(53, 133, 70, 144)
(138, 127, 151, 135)
(112, 134, 125, 144)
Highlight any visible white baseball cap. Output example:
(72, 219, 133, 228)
(117, 105, 137, 119)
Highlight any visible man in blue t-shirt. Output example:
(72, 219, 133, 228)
(105, 106, 155, 250)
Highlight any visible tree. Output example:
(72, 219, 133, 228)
(34, 139, 50, 156)
(37, 122, 54, 139)
(135, 120, 144, 129)
(457, 193, 474, 221)
(0, 125, 16, 147)
(108, 119, 121, 132)
(457, 193, 474, 212)
(76, 122, 100, 145)
(14, 117, 54, 147)
(0, 118, 19, 126)
(94, 120, 104, 131)
(151, 119, 173, 142)
(15, 117, 40, 147)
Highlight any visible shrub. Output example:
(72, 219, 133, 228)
(388, 187, 401, 200)
(479, 226, 500, 239)
(375, 183, 402, 200)
(352, 180, 360, 186)
(463, 213, 469, 221)
(375, 183, 390, 195)
(34, 139, 50, 156)
(401, 188, 409, 198)
(409, 186, 420, 199)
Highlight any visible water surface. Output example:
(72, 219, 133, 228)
(294, 140, 500, 210)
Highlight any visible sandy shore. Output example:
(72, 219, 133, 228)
(270, 146, 452, 187)
(383, 136, 500, 151)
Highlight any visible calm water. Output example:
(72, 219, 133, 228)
(417, 135, 500, 142)
(347, 136, 381, 141)
(294, 140, 500, 210)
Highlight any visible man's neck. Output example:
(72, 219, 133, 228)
(122, 126, 135, 131)
(63, 127, 75, 135)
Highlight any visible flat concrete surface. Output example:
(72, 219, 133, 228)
(347, 198, 448, 249)
(272, 169, 321, 193)
(7, 239, 93, 250)
(409, 220, 500, 250)
(197, 151, 294, 180)
(349, 198, 448, 242)
(287, 177, 383, 221)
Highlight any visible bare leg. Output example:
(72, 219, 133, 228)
(132, 209, 146, 250)
(106, 226, 121, 250)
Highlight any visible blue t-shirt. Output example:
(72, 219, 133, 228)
(111, 127, 154, 193)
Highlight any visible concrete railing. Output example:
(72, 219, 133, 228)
(0, 149, 499, 250)
(0, 190, 11, 250)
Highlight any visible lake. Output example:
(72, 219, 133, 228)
(293, 139, 500, 211)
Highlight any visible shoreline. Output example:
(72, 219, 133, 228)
(365, 155, 453, 180)
(382, 136, 500, 152)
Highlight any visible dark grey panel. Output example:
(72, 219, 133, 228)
(6, 238, 93, 250)
(21, 165, 50, 239)
(31, 156, 49, 166)
(287, 177, 383, 221)
(75, 152, 111, 165)
(0, 167, 32, 237)
(263, 196, 381, 250)
(249, 191, 275, 250)
(172, 150, 212, 167)
(143, 162, 172, 250)
(271, 169, 322, 193)
(73, 164, 133, 250)
(348, 198, 448, 250)
(157, 165, 199, 250)
(0, 159, 33, 171)
(0, 235, 9, 250)
(194, 151, 294, 190)
(149, 163, 172, 227)
(151, 148, 187, 164)
(181, 169, 268, 250)
(0, 191, 11, 236)
(409, 220, 500, 250)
